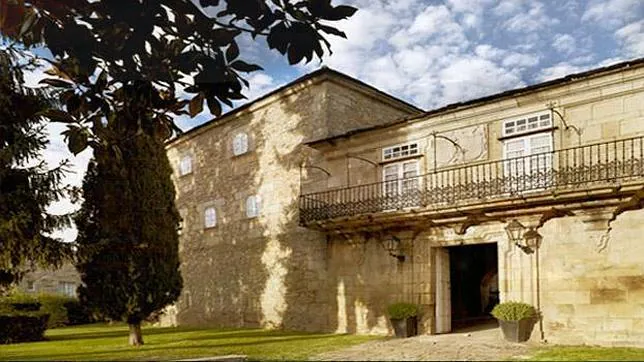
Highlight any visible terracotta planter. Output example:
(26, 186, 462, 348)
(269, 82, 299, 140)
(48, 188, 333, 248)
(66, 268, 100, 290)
(498, 318, 536, 342)
(390, 316, 417, 338)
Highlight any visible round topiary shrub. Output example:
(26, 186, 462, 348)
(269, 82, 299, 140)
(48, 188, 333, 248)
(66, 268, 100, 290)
(387, 302, 419, 320)
(491, 301, 537, 321)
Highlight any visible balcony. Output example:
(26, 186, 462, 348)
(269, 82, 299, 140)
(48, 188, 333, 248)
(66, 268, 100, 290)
(299, 136, 644, 227)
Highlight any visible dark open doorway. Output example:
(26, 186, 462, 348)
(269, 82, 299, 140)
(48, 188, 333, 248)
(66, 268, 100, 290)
(448, 242, 498, 330)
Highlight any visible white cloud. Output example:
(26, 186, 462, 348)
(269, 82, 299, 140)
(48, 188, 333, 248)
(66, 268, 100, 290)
(615, 20, 644, 57)
(244, 72, 279, 102)
(503, 2, 554, 33)
(438, 57, 525, 104)
(493, 0, 530, 16)
(552, 34, 577, 54)
(581, 0, 643, 29)
(537, 62, 589, 81)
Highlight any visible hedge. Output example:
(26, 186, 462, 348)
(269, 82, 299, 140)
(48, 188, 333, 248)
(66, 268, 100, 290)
(0, 313, 50, 344)
(0, 293, 95, 328)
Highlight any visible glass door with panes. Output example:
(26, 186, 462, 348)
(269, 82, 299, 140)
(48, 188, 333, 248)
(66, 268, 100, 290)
(503, 133, 553, 192)
(382, 160, 420, 208)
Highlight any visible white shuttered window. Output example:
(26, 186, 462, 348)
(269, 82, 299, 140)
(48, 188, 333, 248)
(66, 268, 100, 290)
(204, 207, 217, 228)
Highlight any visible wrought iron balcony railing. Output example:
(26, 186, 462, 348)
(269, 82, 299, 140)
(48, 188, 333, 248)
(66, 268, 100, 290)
(299, 136, 644, 224)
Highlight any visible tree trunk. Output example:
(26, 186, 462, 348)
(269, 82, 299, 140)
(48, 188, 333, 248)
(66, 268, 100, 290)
(128, 322, 144, 346)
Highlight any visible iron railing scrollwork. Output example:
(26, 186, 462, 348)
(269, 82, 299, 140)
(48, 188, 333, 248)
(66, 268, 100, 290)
(299, 136, 644, 223)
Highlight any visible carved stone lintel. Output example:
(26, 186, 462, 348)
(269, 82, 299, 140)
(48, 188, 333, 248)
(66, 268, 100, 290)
(578, 209, 614, 232)
(577, 209, 615, 253)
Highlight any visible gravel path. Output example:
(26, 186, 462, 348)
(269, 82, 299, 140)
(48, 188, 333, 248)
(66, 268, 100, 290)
(311, 322, 537, 361)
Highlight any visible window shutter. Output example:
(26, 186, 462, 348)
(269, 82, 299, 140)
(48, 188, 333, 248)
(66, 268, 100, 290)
(179, 155, 192, 176)
(233, 133, 249, 156)
(204, 207, 217, 228)
(246, 195, 261, 218)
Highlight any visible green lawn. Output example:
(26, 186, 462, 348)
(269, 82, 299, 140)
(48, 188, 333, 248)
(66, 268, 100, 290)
(526, 346, 644, 361)
(0, 323, 380, 361)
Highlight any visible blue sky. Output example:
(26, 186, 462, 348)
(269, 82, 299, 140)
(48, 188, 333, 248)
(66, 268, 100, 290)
(23, 0, 644, 241)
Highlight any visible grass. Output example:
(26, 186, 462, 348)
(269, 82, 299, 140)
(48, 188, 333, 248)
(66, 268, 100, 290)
(0, 323, 381, 361)
(525, 345, 644, 361)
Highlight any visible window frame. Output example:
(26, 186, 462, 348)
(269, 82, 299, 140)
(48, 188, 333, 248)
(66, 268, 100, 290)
(204, 207, 217, 229)
(382, 142, 420, 161)
(179, 155, 193, 176)
(58, 281, 76, 297)
(382, 159, 420, 195)
(245, 195, 261, 218)
(232, 132, 249, 156)
(502, 111, 553, 137)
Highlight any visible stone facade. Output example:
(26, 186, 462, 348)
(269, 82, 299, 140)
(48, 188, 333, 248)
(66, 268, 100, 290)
(16, 263, 80, 297)
(302, 59, 644, 346)
(166, 60, 644, 347)
(164, 69, 421, 331)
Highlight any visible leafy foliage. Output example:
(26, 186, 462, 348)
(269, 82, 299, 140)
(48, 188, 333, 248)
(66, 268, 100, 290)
(491, 301, 537, 321)
(75, 114, 182, 345)
(386, 302, 419, 320)
(0, 0, 358, 154)
(0, 50, 72, 287)
(0, 313, 50, 344)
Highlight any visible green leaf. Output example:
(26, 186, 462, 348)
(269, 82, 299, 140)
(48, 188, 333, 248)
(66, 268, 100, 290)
(39, 78, 73, 88)
(230, 60, 262, 73)
(317, 24, 346, 38)
(206, 96, 221, 116)
(42, 109, 75, 123)
(211, 28, 241, 46)
(65, 127, 89, 155)
(226, 41, 239, 62)
(189, 93, 204, 117)
(325, 5, 358, 20)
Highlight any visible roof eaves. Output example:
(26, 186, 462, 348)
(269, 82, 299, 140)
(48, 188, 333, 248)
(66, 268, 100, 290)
(305, 57, 644, 146)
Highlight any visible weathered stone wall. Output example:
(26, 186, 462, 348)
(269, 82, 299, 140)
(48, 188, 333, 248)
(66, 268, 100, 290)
(314, 64, 644, 192)
(164, 73, 418, 331)
(303, 62, 644, 346)
(536, 208, 644, 346)
(16, 263, 80, 297)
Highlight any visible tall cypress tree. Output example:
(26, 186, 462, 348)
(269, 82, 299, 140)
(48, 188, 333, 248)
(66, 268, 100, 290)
(75, 82, 182, 346)
(0, 50, 71, 288)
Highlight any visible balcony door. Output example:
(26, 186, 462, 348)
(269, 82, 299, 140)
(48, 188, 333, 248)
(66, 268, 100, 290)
(383, 160, 420, 196)
(503, 132, 553, 192)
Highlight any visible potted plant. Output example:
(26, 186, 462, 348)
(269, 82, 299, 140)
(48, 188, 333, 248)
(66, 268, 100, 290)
(491, 301, 538, 342)
(387, 302, 419, 338)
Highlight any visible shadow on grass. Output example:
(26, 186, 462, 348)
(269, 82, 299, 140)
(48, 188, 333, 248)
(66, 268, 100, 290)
(9, 332, 345, 361)
(45, 325, 267, 342)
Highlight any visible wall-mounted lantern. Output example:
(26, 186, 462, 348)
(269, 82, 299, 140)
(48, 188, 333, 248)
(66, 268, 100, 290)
(382, 235, 405, 262)
(505, 219, 543, 254)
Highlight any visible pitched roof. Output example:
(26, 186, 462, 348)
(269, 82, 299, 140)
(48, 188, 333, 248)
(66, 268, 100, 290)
(306, 57, 644, 146)
(167, 67, 424, 146)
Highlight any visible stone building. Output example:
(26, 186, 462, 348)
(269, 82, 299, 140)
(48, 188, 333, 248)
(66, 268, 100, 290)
(165, 58, 644, 346)
(16, 263, 80, 297)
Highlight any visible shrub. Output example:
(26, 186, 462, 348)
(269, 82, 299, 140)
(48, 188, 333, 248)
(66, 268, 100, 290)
(64, 300, 95, 326)
(38, 294, 74, 328)
(387, 302, 419, 320)
(491, 301, 537, 321)
(0, 292, 95, 328)
(0, 293, 40, 313)
(0, 313, 50, 344)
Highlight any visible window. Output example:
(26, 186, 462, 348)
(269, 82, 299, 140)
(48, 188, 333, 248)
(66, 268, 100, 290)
(503, 112, 552, 136)
(58, 282, 76, 297)
(246, 195, 261, 218)
(179, 155, 192, 176)
(383, 160, 420, 196)
(503, 132, 553, 190)
(383, 142, 419, 161)
(26, 280, 35, 292)
(204, 207, 217, 228)
(232, 132, 249, 156)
